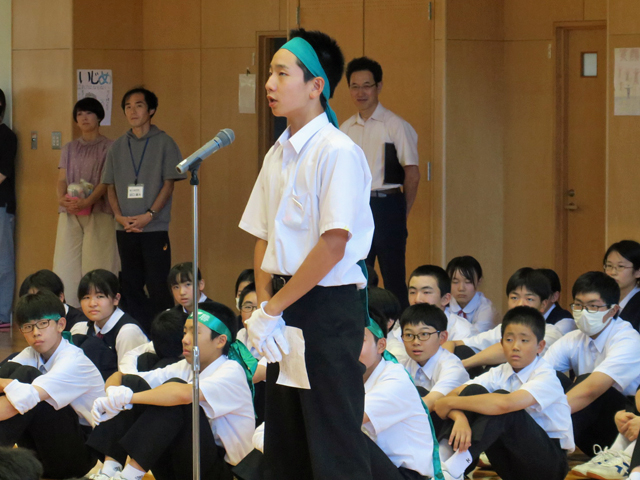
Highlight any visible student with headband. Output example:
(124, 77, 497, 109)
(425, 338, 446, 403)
(239, 29, 374, 480)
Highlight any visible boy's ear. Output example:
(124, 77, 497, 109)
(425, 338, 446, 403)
(438, 330, 449, 345)
(376, 337, 387, 355)
(539, 298, 550, 313)
(440, 292, 452, 309)
(113, 293, 121, 306)
(536, 338, 546, 355)
(551, 291, 560, 304)
(58, 292, 66, 303)
(216, 334, 228, 350)
(606, 304, 620, 321)
(309, 76, 325, 100)
(57, 317, 67, 332)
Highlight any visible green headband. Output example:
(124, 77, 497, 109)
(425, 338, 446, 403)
(281, 37, 338, 128)
(41, 314, 61, 321)
(189, 310, 258, 395)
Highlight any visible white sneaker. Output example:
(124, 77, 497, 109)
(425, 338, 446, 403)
(441, 466, 464, 480)
(87, 473, 111, 480)
(586, 450, 631, 480)
(477, 452, 491, 468)
(109, 473, 127, 480)
(571, 445, 619, 477)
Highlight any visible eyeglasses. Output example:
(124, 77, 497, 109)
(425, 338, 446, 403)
(241, 304, 258, 313)
(402, 331, 441, 342)
(349, 83, 377, 92)
(604, 263, 635, 273)
(569, 303, 612, 313)
(19, 319, 56, 333)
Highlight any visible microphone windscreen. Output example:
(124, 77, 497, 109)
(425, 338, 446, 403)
(217, 128, 235, 147)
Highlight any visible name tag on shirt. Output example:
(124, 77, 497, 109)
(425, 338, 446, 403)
(128, 184, 144, 199)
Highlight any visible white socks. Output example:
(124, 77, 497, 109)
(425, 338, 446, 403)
(443, 449, 473, 478)
(101, 459, 123, 477)
(625, 440, 637, 457)
(120, 464, 146, 480)
(610, 433, 631, 452)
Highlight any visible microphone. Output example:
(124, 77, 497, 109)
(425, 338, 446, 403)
(176, 128, 235, 174)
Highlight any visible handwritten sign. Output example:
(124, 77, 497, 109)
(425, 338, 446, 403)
(77, 69, 113, 125)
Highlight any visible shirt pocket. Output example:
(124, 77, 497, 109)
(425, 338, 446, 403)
(281, 193, 310, 231)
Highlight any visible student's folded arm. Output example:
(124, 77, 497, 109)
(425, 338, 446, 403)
(462, 343, 505, 370)
(254, 239, 273, 305)
(424, 391, 444, 411)
(446, 389, 537, 416)
(131, 381, 194, 407)
(442, 340, 457, 353)
(635, 387, 640, 413)
(105, 371, 124, 389)
(566, 372, 614, 414)
(0, 397, 18, 421)
(264, 229, 349, 316)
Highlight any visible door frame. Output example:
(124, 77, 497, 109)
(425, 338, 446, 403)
(553, 21, 607, 306)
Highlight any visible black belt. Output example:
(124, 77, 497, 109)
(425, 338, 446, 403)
(370, 187, 402, 198)
(272, 275, 292, 294)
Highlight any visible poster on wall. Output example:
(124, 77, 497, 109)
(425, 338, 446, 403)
(77, 69, 113, 125)
(614, 48, 640, 116)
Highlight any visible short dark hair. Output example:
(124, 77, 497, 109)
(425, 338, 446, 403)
(537, 268, 562, 293)
(346, 56, 383, 85)
(150, 309, 185, 359)
(604, 240, 640, 286)
(409, 265, 451, 296)
(19, 270, 65, 298)
(446, 255, 483, 286)
(366, 264, 379, 287)
(400, 303, 448, 332)
(0, 447, 43, 480)
(77, 269, 119, 301)
(572, 271, 621, 307)
(501, 306, 546, 343)
(238, 282, 256, 308)
(368, 306, 388, 340)
(505, 267, 552, 301)
(73, 97, 105, 123)
(0, 88, 6, 120)
(289, 29, 345, 107)
(234, 269, 254, 296)
(368, 287, 401, 324)
(121, 87, 158, 117)
(199, 301, 238, 356)
(14, 290, 65, 327)
(168, 262, 202, 287)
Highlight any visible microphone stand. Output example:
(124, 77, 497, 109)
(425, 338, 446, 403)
(190, 158, 203, 480)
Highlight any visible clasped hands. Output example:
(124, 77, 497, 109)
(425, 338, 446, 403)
(115, 213, 152, 233)
(59, 195, 88, 215)
(246, 302, 290, 363)
(91, 385, 134, 426)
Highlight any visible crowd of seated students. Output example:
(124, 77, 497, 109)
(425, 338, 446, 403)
(2, 240, 640, 480)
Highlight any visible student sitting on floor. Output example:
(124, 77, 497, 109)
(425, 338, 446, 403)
(0, 291, 104, 479)
(444, 267, 563, 377)
(434, 306, 574, 480)
(538, 268, 575, 335)
(87, 301, 256, 480)
(169, 262, 209, 318)
(19, 269, 89, 331)
(446, 255, 499, 333)
(71, 269, 148, 380)
(544, 271, 640, 458)
(368, 286, 405, 363)
(604, 240, 640, 331)
(408, 265, 475, 341)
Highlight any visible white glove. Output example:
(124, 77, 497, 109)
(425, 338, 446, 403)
(91, 396, 122, 426)
(106, 385, 134, 411)
(246, 302, 290, 362)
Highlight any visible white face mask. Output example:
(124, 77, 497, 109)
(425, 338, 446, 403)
(235, 296, 241, 311)
(574, 308, 612, 336)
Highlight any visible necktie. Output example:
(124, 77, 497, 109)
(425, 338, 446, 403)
(96, 331, 104, 339)
(457, 310, 467, 319)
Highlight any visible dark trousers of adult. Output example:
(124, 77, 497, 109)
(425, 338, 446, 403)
(263, 285, 371, 480)
(367, 192, 409, 311)
(439, 384, 568, 480)
(88, 374, 233, 480)
(0, 362, 97, 479)
(116, 230, 174, 333)
(569, 373, 633, 457)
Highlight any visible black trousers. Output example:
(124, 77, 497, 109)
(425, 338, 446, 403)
(87, 375, 232, 480)
(116, 230, 174, 333)
(367, 193, 409, 311)
(453, 345, 487, 379)
(0, 363, 97, 479)
(263, 285, 371, 480)
(568, 373, 634, 457)
(439, 384, 568, 480)
(136, 352, 181, 372)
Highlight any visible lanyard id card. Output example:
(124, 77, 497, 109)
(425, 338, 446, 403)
(127, 184, 144, 199)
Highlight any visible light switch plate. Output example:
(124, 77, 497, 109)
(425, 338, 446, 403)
(52, 131, 62, 150)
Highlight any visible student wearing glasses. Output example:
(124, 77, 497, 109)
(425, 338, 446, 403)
(340, 57, 420, 312)
(604, 240, 640, 331)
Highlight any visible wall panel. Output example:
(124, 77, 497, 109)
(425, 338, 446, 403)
(584, 0, 607, 20)
(504, 0, 584, 40)
(143, 0, 201, 50)
(609, 0, 640, 35)
(73, 0, 143, 50)
(12, 0, 72, 50)
(447, 0, 503, 41)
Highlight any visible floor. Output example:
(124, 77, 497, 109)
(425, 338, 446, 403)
(0, 328, 592, 480)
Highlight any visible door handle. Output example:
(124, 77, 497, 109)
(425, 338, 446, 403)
(564, 202, 578, 211)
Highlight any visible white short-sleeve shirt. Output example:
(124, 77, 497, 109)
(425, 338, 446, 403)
(363, 359, 434, 477)
(467, 356, 575, 451)
(447, 311, 476, 341)
(136, 356, 254, 465)
(449, 292, 500, 333)
(239, 112, 374, 288)
(402, 347, 469, 395)
(543, 318, 640, 396)
(463, 322, 562, 355)
(544, 304, 576, 336)
(118, 341, 155, 374)
(9, 339, 105, 426)
(340, 103, 418, 191)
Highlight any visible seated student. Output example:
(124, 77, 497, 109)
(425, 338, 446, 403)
(368, 286, 405, 363)
(234, 268, 254, 312)
(0, 291, 104, 479)
(19, 269, 89, 331)
(71, 269, 148, 380)
(87, 301, 255, 480)
(446, 256, 499, 333)
(445, 268, 563, 376)
(604, 240, 640, 331)
(434, 306, 574, 480)
(544, 271, 640, 457)
(400, 303, 469, 432)
(408, 265, 476, 341)
(169, 262, 208, 318)
(234, 308, 436, 480)
(538, 268, 575, 335)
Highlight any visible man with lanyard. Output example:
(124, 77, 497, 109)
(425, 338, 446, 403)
(341, 57, 420, 311)
(101, 87, 186, 333)
(240, 29, 375, 479)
